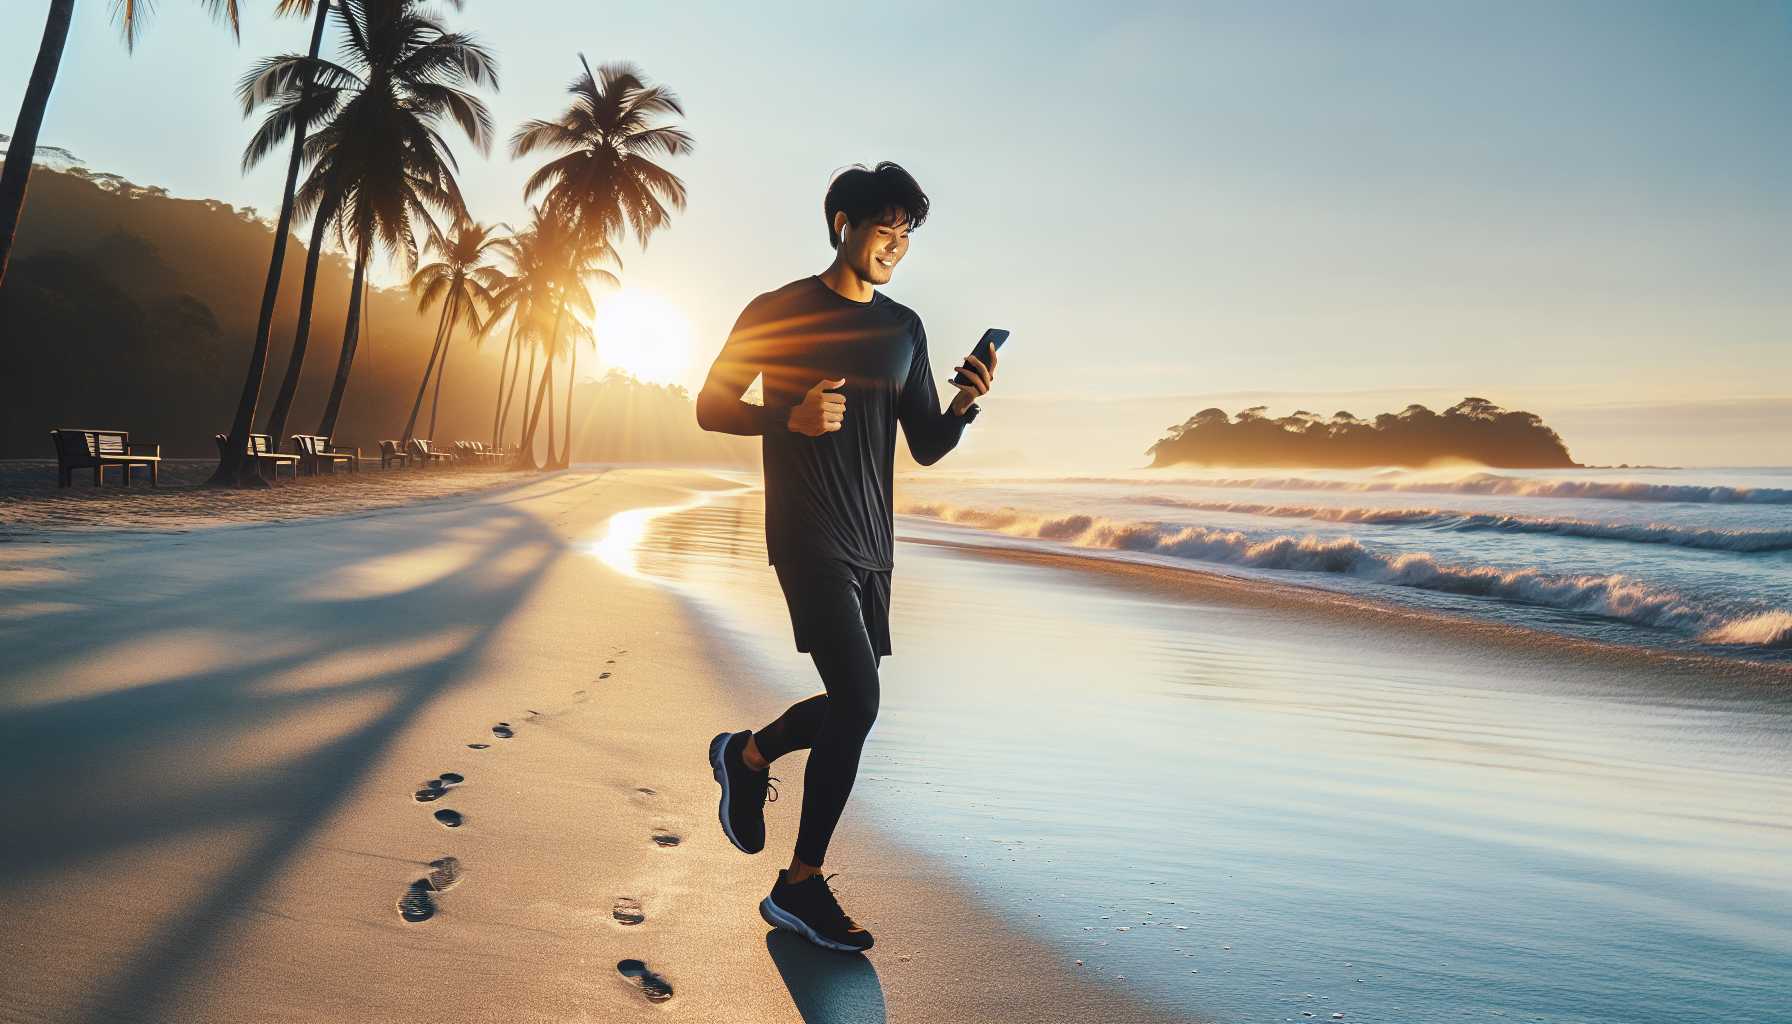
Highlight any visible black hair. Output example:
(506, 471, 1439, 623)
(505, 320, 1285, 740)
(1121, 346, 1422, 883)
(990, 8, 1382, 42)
(823, 161, 930, 249)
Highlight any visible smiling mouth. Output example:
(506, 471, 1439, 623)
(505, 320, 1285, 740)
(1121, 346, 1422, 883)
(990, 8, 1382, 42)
(875, 257, 894, 269)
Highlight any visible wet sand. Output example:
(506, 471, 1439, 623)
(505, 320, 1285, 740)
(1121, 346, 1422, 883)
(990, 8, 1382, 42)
(0, 466, 1184, 1023)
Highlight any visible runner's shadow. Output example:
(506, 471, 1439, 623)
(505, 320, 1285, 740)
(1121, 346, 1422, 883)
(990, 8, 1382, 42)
(766, 930, 886, 1024)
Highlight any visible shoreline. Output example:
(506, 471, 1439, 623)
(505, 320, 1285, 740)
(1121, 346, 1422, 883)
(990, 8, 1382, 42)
(0, 466, 1188, 1023)
(898, 532, 1792, 688)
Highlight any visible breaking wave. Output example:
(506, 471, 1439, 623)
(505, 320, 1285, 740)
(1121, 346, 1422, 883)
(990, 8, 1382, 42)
(898, 501, 1790, 648)
(1126, 498, 1792, 553)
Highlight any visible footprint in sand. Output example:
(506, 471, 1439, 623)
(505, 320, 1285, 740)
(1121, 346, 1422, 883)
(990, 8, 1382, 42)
(413, 773, 465, 803)
(599, 671, 612, 679)
(396, 857, 464, 924)
(434, 809, 465, 828)
(467, 743, 491, 750)
(612, 896, 645, 925)
(617, 959, 673, 1002)
(650, 829, 681, 847)
(492, 723, 514, 739)
(398, 880, 437, 923)
(427, 856, 463, 890)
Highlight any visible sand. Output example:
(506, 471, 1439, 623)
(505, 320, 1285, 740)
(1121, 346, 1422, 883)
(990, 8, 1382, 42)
(0, 458, 528, 537)
(0, 466, 1184, 1023)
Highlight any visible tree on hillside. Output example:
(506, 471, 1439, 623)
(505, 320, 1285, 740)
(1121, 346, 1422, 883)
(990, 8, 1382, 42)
(509, 56, 690, 469)
(1, 1, 241, 293)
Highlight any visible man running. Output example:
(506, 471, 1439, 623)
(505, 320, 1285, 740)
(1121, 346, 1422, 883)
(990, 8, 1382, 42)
(695, 161, 996, 953)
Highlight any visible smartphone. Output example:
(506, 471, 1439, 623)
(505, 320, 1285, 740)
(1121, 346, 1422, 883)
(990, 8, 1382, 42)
(952, 328, 1009, 387)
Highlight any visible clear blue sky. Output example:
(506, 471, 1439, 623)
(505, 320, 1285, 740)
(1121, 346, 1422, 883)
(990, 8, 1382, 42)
(5, 0, 1790, 465)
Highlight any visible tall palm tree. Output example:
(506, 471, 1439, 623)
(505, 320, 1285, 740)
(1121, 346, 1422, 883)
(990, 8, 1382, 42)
(509, 56, 690, 469)
(403, 218, 501, 442)
(508, 206, 609, 469)
(212, 0, 338, 485)
(258, 0, 466, 454)
(280, 0, 497, 439)
(1, 1, 241, 292)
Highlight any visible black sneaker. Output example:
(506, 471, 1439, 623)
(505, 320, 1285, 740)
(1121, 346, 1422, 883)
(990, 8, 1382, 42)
(759, 869, 875, 952)
(709, 730, 776, 854)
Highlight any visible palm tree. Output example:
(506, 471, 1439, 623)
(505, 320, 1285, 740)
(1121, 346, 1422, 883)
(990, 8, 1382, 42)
(512, 208, 609, 473)
(280, 0, 497, 439)
(1, 1, 241, 292)
(509, 56, 690, 469)
(212, 0, 338, 486)
(403, 218, 501, 442)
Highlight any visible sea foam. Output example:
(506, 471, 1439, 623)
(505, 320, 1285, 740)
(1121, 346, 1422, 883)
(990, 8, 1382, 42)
(1125, 497, 1792, 553)
(898, 501, 1790, 647)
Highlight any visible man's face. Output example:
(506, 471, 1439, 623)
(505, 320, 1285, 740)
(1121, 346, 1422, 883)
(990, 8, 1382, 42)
(837, 211, 911, 285)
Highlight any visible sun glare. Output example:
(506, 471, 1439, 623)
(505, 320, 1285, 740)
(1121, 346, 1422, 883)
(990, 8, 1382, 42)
(593, 288, 695, 386)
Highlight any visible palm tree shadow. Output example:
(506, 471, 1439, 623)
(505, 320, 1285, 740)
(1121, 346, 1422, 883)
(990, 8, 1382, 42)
(0, 493, 570, 1023)
(765, 930, 886, 1024)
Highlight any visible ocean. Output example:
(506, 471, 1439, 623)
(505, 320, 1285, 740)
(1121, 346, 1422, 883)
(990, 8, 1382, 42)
(589, 465, 1792, 1023)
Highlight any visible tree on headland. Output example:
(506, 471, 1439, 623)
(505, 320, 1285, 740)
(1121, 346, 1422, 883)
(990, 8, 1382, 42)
(277, 0, 497, 440)
(1146, 397, 1579, 469)
(509, 56, 691, 469)
(404, 218, 502, 442)
(0, 1, 241, 294)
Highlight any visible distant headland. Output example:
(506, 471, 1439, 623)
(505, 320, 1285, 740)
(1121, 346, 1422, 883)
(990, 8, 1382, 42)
(1146, 398, 1579, 469)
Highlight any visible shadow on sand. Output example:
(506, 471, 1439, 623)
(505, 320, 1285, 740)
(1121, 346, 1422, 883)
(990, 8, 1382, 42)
(766, 929, 886, 1024)
(0, 472, 612, 1023)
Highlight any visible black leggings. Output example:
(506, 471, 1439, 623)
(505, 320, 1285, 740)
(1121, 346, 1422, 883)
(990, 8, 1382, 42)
(751, 559, 886, 868)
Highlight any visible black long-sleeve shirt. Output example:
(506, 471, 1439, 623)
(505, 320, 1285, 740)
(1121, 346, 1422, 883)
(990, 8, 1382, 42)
(696, 275, 971, 570)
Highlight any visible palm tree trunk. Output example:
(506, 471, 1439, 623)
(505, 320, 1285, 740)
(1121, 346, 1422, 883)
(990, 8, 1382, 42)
(208, 0, 333, 484)
(264, 206, 331, 447)
(490, 319, 517, 447)
(545, 361, 557, 465)
(317, 240, 369, 438)
(427, 303, 460, 443)
(502, 337, 533, 453)
(557, 342, 577, 468)
(516, 301, 565, 469)
(517, 351, 555, 470)
(403, 290, 455, 440)
(0, 0, 75, 291)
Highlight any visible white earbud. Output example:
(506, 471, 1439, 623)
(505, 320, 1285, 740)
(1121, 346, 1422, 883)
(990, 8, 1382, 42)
(838, 220, 848, 244)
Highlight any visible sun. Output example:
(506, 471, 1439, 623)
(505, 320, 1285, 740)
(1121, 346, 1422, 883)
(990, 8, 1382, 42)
(592, 288, 694, 386)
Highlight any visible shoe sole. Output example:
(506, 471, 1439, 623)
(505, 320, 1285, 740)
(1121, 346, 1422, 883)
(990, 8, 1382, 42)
(759, 895, 873, 953)
(709, 732, 758, 855)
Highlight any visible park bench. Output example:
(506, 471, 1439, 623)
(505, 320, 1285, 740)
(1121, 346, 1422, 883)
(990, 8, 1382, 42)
(378, 439, 412, 469)
(293, 434, 361, 475)
(51, 428, 161, 487)
(213, 432, 300, 482)
(408, 438, 456, 468)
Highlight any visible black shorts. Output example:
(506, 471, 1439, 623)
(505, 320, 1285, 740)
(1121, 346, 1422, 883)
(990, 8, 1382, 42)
(773, 557, 893, 659)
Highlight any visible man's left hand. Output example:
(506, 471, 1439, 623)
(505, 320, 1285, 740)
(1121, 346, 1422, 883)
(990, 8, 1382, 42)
(949, 347, 997, 415)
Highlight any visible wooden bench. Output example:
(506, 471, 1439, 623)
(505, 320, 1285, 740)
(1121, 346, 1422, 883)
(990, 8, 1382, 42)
(293, 434, 361, 475)
(454, 440, 503, 463)
(52, 428, 161, 487)
(214, 432, 301, 482)
(378, 439, 412, 469)
(409, 438, 456, 468)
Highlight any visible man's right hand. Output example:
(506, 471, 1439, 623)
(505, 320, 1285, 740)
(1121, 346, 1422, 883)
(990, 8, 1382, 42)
(787, 377, 846, 436)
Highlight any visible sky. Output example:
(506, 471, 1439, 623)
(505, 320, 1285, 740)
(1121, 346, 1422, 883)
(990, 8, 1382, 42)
(4, 0, 1790, 467)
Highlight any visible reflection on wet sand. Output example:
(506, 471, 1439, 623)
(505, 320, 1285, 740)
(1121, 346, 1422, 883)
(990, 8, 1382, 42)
(601, 488, 1792, 1024)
